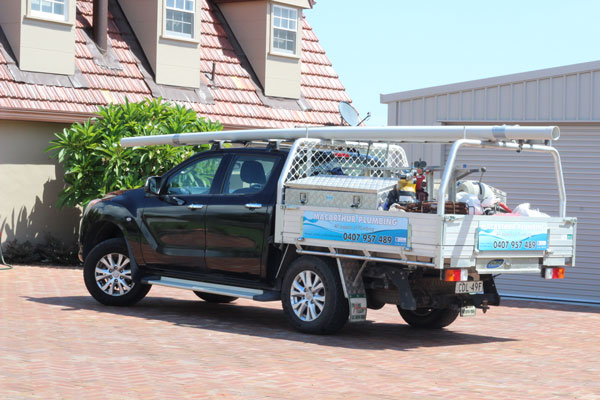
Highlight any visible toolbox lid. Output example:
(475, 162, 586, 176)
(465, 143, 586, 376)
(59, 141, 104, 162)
(286, 175, 397, 193)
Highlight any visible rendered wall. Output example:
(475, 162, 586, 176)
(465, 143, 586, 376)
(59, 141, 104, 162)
(119, 0, 202, 88)
(156, 0, 202, 88)
(220, 0, 303, 99)
(274, 0, 311, 8)
(0, 0, 76, 75)
(264, 1, 301, 99)
(118, 0, 159, 75)
(219, 1, 268, 88)
(0, 120, 80, 245)
(0, 1, 23, 61)
(20, 15, 76, 75)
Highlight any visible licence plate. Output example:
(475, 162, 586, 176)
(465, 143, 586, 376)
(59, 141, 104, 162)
(455, 281, 483, 294)
(460, 306, 476, 317)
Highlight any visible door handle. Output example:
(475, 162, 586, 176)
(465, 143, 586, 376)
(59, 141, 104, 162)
(187, 204, 205, 210)
(245, 203, 262, 210)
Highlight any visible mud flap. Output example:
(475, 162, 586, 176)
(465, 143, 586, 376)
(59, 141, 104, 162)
(335, 259, 367, 322)
(387, 269, 416, 310)
(125, 240, 141, 282)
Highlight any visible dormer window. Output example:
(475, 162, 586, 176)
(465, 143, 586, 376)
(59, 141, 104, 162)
(30, 0, 67, 21)
(272, 5, 298, 55)
(217, 0, 310, 98)
(165, 0, 195, 39)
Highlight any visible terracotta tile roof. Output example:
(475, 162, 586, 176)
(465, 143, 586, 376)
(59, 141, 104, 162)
(0, 0, 351, 128)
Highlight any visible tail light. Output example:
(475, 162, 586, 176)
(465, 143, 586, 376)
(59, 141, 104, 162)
(444, 269, 469, 282)
(543, 267, 565, 280)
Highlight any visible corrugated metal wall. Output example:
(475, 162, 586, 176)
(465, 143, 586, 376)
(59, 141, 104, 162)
(383, 61, 600, 125)
(447, 126, 600, 303)
(382, 61, 600, 303)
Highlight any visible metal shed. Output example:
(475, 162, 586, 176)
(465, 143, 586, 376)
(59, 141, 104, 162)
(381, 60, 600, 304)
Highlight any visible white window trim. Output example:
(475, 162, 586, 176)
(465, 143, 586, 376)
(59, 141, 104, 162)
(163, 0, 196, 41)
(269, 3, 301, 59)
(28, 0, 69, 23)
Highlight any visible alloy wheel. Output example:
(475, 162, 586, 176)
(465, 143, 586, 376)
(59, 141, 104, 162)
(290, 270, 326, 321)
(94, 253, 134, 296)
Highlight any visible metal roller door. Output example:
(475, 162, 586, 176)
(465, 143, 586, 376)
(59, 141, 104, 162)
(445, 126, 600, 303)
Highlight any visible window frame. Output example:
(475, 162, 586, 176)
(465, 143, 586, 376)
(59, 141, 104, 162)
(29, 0, 69, 23)
(221, 154, 279, 196)
(164, 154, 225, 196)
(270, 4, 300, 58)
(163, 0, 196, 40)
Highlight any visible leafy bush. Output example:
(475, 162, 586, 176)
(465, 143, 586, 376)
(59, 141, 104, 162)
(2, 235, 79, 265)
(47, 98, 222, 208)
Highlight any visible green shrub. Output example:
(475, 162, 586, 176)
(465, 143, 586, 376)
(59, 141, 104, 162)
(47, 98, 222, 208)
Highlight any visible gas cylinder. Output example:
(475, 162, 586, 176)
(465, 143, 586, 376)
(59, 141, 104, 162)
(397, 177, 417, 204)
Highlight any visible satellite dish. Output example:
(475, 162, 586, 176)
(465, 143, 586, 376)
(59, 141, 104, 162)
(338, 102, 360, 126)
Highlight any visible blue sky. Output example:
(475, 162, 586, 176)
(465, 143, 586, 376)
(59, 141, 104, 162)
(306, 1, 599, 126)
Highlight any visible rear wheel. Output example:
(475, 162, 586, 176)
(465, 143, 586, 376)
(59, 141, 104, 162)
(193, 292, 237, 303)
(397, 307, 459, 329)
(281, 256, 349, 334)
(83, 238, 151, 306)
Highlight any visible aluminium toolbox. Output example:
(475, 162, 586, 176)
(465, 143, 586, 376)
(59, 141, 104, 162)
(285, 175, 398, 210)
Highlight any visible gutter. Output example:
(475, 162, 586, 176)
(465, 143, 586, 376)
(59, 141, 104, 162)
(0, 107, 277, 130)
(0, 108, 96, 124)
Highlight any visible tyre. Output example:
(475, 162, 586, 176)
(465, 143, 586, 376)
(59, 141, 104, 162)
(366, 290, 385, 310)
(193, 292, 238, 303)
(83, 238, 151, 306)
(281, 256, 349, 334)
(397, 306, 460, 329)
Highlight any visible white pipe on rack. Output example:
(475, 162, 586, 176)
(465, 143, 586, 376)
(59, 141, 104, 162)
(120, 125, 560, 147)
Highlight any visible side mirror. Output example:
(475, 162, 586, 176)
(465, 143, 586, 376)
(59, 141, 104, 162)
(145, 176, 162, 195)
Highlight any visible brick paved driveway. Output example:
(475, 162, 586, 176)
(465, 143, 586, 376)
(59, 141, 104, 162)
(1, 265, 599, 399)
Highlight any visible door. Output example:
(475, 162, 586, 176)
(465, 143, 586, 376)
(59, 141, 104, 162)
(141, 154, 226, 272)
(204, 153, 282, 279)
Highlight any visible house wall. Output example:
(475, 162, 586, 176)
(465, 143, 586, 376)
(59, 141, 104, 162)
(156, 0, 202, 88)
(20, 13, 76, 75)
(0, 0, 76, 75)
(0, 1, 23, 61)
(119, 0, 202, 88)
(264, 2, 301, 99)
(381, 61, 600, 303)
(0, 120, 80, 245)
(118, 0, 159, 76)
(219, 1, 268, 88)
(219, 0, 303, 99)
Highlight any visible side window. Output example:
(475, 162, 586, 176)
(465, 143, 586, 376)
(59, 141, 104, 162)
(31, 0, 68, 21)
(165, 0, 195, 39)
(272, 5, 298, 55)
(166, 155, 223, 195)
(223, 155, 277, 195)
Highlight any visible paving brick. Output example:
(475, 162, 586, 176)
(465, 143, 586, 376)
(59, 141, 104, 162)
(1, 265, 599, 399)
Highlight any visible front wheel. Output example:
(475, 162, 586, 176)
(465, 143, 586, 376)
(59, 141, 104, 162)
(83, 238, 151, 306)
(281, 256, 349, 334)
(397, 307, 459, 329)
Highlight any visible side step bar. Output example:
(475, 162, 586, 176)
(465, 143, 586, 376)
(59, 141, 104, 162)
(142, 276, 280, 301)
